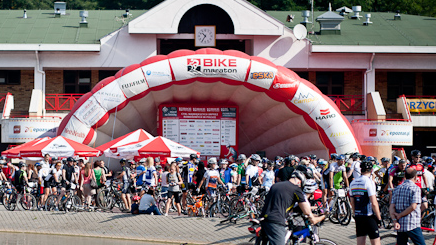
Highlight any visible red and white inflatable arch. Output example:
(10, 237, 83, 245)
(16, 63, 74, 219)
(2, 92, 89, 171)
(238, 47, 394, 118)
(58, 49, 361, 158)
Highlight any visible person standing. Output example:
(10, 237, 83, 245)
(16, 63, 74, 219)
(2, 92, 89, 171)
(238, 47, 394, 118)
(349, 160, 382, 245)
(390, 168, 426, 245)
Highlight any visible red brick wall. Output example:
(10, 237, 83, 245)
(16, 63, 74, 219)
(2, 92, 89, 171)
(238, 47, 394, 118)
(45, 70, 63, 94)
(0, 70, 34, 112)
(344, 71, 363, 95)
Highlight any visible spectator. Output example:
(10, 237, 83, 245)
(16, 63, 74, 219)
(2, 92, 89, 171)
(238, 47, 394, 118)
(93, 160, 106, 189)
(193, 161, 206, 194)
(390, 168, 426, 245)
(117, 159, 132, 212)
(135, 188, 162, 215)
(80, 162, 96, 209)
(277, 156, 295, 182)
(161, 165, 170, 197)
(164, 162, 183, 216)
(100, 160, 113, 179)
(143, 157, 158, 196)
(260, 162, 275, 191)
(27, 163, 39, 182)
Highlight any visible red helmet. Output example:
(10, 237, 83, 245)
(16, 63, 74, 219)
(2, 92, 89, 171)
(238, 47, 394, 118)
(132, 195, 141, 202)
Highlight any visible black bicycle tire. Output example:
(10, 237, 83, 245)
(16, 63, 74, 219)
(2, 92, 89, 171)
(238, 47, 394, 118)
(379, 232, 398, 243)
(3, 193, 16, 211)
(158, 199, 167, 215)
(45, 195, 58, 211)
(338, 199, 351, 226)
(17, 193, 37, 211)
(96, 189, 113, 211)
(219, 200, 231, 218)
(421, 211, 435, 229)
(328, 202, 340, 224)
(380, 201, 393, 229)
(315, 238, 339, 245)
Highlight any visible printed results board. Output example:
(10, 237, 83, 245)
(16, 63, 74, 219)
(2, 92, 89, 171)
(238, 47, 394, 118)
(158, 104, 238, 160)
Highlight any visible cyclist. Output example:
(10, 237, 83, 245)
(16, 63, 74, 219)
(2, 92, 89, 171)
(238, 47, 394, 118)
(225, 144, 237, 162)
(197, 158, 225, 197)
(181, 154, 197, 211)
(349, 160, 382, 245)
(388, 159, 407, 201)
(328, 154, 349, 193)
(41, 154, 51, 169)
(13, 162, 28, 194)
(260, 166, 324, 245)
(347, 153, 361, 182)
(38, 162, 51, 210)
(260, 161, 275, 191)
(409, 150, 429, 211)
(277, 156, 295, 182)
(143, 157, 158, 196)
(0, 157, 7, 182)
(246, 154, 261, 187)
(236, 154, 247, 186)
(379, 157, 392, 192)
(117, 158, 132, 212)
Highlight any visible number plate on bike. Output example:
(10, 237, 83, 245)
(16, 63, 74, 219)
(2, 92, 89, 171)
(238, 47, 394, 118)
(338, 189, 346, 197)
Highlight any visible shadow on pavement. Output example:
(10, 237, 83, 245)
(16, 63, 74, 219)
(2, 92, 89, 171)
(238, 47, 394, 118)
(99, 214, 132, 223)
(208, 234, 253, 244)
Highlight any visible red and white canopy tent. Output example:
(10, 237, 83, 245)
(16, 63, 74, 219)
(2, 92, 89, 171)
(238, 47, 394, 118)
(96, 129, 154, 159)
(1, 137, 51, 158)
(112, 136, 199, 159)
(19, 136, 100, 158)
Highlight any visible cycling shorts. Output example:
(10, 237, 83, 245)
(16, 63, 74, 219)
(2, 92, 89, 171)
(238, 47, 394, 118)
(168, 191, 181, 203)
(122, 182, 132, 194)
(355, 215, 380, 239)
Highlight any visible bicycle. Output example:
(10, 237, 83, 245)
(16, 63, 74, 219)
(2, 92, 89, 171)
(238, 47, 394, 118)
(378, 190, 393, 229)
(248, 213, 338, 245)
(96, 179, 128, 212)
(45, 183, 81, 212)
(209, 186, 231, 218)
(327, 188, 351, 226)
(3, 184, 37, 211)
(222, 187, 262, 224)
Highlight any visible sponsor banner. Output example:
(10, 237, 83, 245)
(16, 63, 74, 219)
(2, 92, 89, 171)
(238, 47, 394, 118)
(159, 104, 238, 159)
(324, 120, 356, 148)
(40, 137, 75, 158)
(117, 68, 148, 98)
(270, 78, 299, 100)
(93, 81, 126, 111)
(74, 96, 107, 127)
(141, 60, 173, 88)
(406, 99, 436, 113)
(60, 116, 91, 143)
(1, 118, 60, 143)
(246, 61, 277, 89)
(169, 55, 250, 82)
(351, 121, 413, 146)
(309, 105, 338, 129)
(289, 83, 322, 113)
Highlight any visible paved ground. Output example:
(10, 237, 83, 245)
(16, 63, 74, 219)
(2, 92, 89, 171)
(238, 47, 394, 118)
(0, 206, 435, 244)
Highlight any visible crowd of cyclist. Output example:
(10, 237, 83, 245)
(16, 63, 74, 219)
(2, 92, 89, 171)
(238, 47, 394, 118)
(1, 149, 435, 242)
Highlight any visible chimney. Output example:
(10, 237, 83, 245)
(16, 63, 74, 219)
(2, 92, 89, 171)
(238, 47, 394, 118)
(394, 10, 401, 20)
(363, 14, 372, 25)
(300, 10, 312, 27)
(54, 2, 66, 16)
(351, 6, 362, 19)
(316, 10, 344, 35)
(79, 11, 88, 28)
(23, 9, 27, 19)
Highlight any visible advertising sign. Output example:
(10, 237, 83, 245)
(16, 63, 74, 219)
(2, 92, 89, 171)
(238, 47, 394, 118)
(406, 98, 436, 113)
(351, 121, 413, 146)
(158, 104, 238, 160)
(1, 118, 60, 143)
(169, 55, 250, 82)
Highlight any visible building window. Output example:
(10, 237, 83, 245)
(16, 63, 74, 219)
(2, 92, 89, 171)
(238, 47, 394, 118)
(0, 70, 20, 85)
(64, 70, 91, 93)
(295, 71, 309, 81)
(387, 72, 415, 101)
(316, 72, 344, 95)
(99, 70, 118, 81)
(423, 72, 436, 96)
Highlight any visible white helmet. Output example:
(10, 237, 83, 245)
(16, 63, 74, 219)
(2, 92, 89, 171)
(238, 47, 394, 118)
(208, 157, 218, 165)
(303, 179, 318, 194)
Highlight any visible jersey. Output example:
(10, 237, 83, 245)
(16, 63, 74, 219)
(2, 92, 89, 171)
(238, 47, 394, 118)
(204, 169, 220, 189)
(181, 162, 196, 183)
(136, 165, 146, 186)
(330, 162, 346, 189)
(144, 166, 156, 186)
(409, 163, 424, 188)
(389, 166, 405, 187)
(237, 164, 246, 184)
(350, 160, 361, 179)
(349, 175, 376, 216)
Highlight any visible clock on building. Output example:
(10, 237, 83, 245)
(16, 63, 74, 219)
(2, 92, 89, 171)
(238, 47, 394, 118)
(195, 25, 216, 47)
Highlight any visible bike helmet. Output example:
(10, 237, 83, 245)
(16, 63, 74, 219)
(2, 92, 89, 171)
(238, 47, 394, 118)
(336, 154, 345, 161)
(51, 157, 58, 161)
(366, 156, 375, 162)
(67, 157, 75, 162)
(381, 157, 390, 163)
(351, 152, 360, 159)
(291, 170, 307, 188)
(411, 150, 421, 157)
(132, 195, 141, 202)
(219, 159, 228, 165)
(295, 165, 313, 179)
(139, 158, 146, 163)
(330, 153, 338, 160)
(288, 155, 297, 161)
(18, 161, 26, 168)
(309, 154, 317, 160)
(250, 154, 261, 162)
(426, 157, 434, 164)
(120, 158, 127, 163)
(303, 179, 318, 194)
(360, 160, 373, 173)
(175, 157, 183, 162)
(190, 154, 198, 160)
(318, 159, 327, 165)
(208, 157, 218, 165)
(35, 162, 42, 167)
(237, 154, 247, 161)
(275, 156, 282, 161)
(230, 163, 238, 169)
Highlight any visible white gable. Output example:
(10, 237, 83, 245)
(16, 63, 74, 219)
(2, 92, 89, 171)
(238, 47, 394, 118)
(128, 0, 284, 35)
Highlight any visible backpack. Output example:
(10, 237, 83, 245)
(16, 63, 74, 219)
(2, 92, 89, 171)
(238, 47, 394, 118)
(13, 169, 23, 186)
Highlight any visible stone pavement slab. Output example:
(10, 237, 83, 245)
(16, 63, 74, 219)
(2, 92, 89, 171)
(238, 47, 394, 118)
(0, 206, 435, 244)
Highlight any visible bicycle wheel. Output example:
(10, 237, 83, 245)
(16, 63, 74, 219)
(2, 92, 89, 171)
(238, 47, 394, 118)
(158, 199, 167, 215)
(314, 238, 339, 245)
(96, 189, 114, 211)
(380, 201, 393, 229)
(3, 193, 17, 211)
(421, 211, 435, 229)
(328, 202, 340, 224)
(219, 200, 231, 218)
(338, 199, 351, 226)
(64, 195, 82, 212)
(379, 232, 398, 244)
(45, 195, 58, 211)
(17, 193, 37, 211)
(230, 198, 246, 216)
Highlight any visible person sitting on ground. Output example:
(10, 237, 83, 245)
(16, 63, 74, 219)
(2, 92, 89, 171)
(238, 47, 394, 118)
(135, 188, 162, 215)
